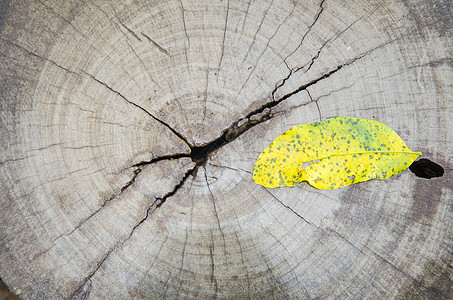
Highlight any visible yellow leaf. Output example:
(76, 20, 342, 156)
(253, 117, 421, 189)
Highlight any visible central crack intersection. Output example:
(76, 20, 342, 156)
(121, 60, 369, 234)
(133, 54, 368, 192)
(76, 50, 374, 246)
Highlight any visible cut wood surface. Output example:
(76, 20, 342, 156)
(0, 0, 451, 299)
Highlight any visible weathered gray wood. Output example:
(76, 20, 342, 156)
(0, 0, 451, 299)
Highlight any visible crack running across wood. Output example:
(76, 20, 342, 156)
(66, 47, 382, 298)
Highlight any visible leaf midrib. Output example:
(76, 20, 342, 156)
(303, 150, 422, 163)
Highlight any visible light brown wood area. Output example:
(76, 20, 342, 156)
(0, 0, 451, 299)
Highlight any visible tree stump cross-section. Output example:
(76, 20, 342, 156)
(0, 0, 451, 299)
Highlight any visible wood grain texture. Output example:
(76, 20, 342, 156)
(0, 0, 451, 299)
